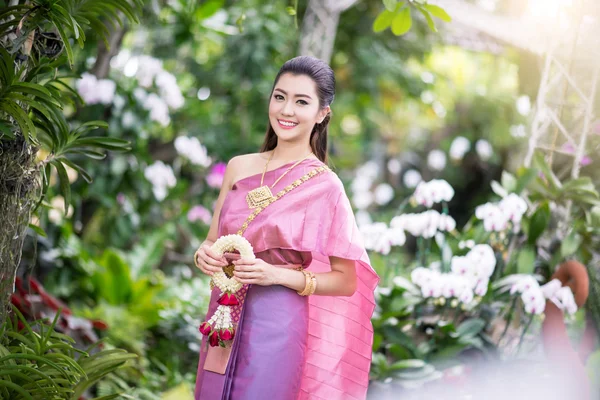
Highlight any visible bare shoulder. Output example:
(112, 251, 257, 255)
(226, 152, 269, 186)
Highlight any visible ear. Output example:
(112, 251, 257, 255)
(317, 106, 331, 124)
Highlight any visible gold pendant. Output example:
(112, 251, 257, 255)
(246, 185, 274, 209)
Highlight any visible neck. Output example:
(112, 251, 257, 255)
(271, 142, 313, 163)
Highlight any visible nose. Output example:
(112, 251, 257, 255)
(281, 100, 294, 116)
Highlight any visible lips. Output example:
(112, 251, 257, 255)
(277, 119, 298, 129)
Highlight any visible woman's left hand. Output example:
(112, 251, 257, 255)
(233, 258, 279, 286)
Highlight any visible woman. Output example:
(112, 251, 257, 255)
(194, 56, 379, 400)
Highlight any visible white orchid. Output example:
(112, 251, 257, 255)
(510, 275, 540, 295)
(466, 244, 496, 278)
(144, 161, 177, 201)
(549, 286, 578, 315)
(438, 214, 457, 232)
(449, 136, 471, 160)
(360, 223, 406, 255)
(174, 136, 212, 167)
(474, 279, 489, 297)
(374, 183, 394, 205)
(412, 179, 455, 208)
(521, 286, 546, 315)
(540, 279, 562, 299)
(475, 193, 527, 232)
(441, 275, 471, 299)
(76, 73, 116, 105)
(499, 193, 528, 223)
(410, 267, 439, 287)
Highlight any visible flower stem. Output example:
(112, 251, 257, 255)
(516, 314, 534, 355)
(498, 297, 518, 345)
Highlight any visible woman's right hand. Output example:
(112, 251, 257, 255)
(194, 243, 228, 276)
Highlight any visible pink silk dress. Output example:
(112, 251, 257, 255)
(194, 158, 379, 400)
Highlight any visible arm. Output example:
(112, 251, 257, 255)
(233, 256, 358, 297)
(195, 157, 241, 274)
(277, 256, 357, 297)
(204, 157, 240, 244)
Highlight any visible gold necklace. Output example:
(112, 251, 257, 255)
(246, 151, 314, 209)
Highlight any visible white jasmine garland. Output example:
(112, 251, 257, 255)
(209, 234, 255, 294)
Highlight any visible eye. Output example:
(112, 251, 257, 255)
(274, 94, 284, 100)
(297, 100, 308, 105)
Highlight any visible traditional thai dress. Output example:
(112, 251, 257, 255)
(194, 158, 379, 400)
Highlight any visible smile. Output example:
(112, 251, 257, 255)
(277, 119, 298, 129)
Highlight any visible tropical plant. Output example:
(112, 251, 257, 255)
(373, 0, 451, 36)
(0, 0, 143, 324)
(366, 149, 599, 390)
(0, 305, 137, 399)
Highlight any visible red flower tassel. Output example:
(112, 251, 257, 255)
(199, 322, 212, 336)
(219, 328, 235, 341)
(209, 331, 220, 347)
(218, 293, 239, 306)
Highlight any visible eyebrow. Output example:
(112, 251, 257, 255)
(274, 88, 312, 100)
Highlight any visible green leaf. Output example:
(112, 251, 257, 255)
(562, 177, 598, 196)
(490, 180, 508, 197)
(527, 201, 551, 244)
(53, 22, 74, 67)
(94, 250, 133, 304)
(285, 6, 296, 15)
(391, 7, 412, 36)
(517, 246, 536, 274)
(532, 152, 561, 190)
(1, 100, 36, 141)
(501, 171, 517, 193)
(389, 359, 426, 370)
(28, 223, 47, 237)
(0, 121, 15, 139)
(373, 10, 395, 32)
(71, 136, 131, 151)
(52, 160, 71, 212)
(422, 4, 451, 21)
(383, 0, 398, 12)
(416, 6, 437, 32)
(560, 231, 582, 258)
(126, 226, 173, 280)
(58, 158, 92, 183)
(456, 318, 485, 338)
(515, 166, 538, 194)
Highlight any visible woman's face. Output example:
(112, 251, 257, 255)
(268, 73, 330, 145)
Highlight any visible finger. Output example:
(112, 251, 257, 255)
(197, 263, 213, 276)
(195, 256, 221, 275)
(203, 245, 224, 260)
(233, 258, 257, 265)
(234, 277, 260, 284)
(201, 247, 228, 266)
(233, 264, 257, 272)
(233, 271, 260, 279)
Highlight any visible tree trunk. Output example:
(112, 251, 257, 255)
(298, 0, 358, 63)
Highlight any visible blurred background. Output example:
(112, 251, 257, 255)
(2, 0, 600, 398)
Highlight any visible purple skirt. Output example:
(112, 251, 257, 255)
(195, 283, 309, 400)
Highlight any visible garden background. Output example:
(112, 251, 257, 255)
(1, 0, 600, 398)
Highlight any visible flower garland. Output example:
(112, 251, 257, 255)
(199, 234, 255, 347)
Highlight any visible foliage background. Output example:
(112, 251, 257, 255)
(4, 0, 599, 398)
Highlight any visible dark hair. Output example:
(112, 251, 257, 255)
(260, 56, 335, 163)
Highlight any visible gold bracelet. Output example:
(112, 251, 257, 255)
(193, 248, 201, 268)
(297, 271, 315, 296)
(308, 274, 317, 296)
